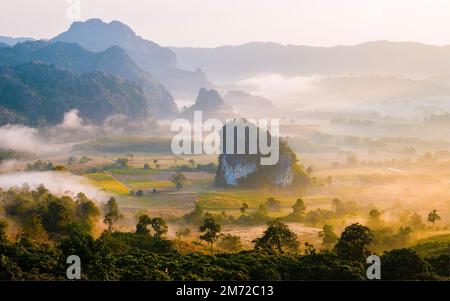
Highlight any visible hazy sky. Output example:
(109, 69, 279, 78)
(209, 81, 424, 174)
(1, 0, 450, 47)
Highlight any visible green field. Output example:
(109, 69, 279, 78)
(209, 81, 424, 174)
(85, 172, 130, 195)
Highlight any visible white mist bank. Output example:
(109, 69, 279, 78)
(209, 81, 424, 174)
(0, 171, 108, 202)
(0, 124, 70, 154)
(0, 109, 160, 155)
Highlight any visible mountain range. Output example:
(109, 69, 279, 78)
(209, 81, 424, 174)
(0, 40, 177, 117)
(3, 18, 450, 126)
(171, 41, 450, 81)
(0, 35, 34, 46)
(53, 18, 211, 97)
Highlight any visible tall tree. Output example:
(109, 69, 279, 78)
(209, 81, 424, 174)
(0, 220, 7, 242)
(334, 223, 373, 261)
(240, 203, 249, 215)
(150, 217, 168, 239)
(136, 214, 153, 235)
(318, 224, 338, 250)
(199, 217, 221, 251)
(253, 219, 299, 254)
(427, 210, 441, 231)
(103, 197, 121, 232)
(76, 194, 100, 233)
(292, 198, 306, 215)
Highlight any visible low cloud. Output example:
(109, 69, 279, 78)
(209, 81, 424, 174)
(238, 73, 320, 103)
(0, 124, 69, 154)
(0, 171, 109, 202)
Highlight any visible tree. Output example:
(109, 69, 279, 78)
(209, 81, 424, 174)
(265, 197, 281, 211)
(396, 226, 412, 245)
(218, 234, 243, 252)
(334, 223, 373, 262)
(136, 215, 153, 235)
(22, 213, 47, 240)
(0, 219, 7, 242)
(240, 203, 249, 215)
(150, 217, 168, 239)
(318, 224, 338, 250)
(304, 242, 316, 255)
(368, 209, 382, 228)
(427, 210, 441, 230)
(183, 203, 204, 224)
(114, 157, 129, 169)
(79, 156, 91, 164)
(408, 212, 424, 230)
(304, 209, 334, 226)
(127, 153, 134, 165)
(253, 219, 299, 254)
(136, 215, 168, 239)
(76, 196, 100, 233)
(170, 173, 187, 189)
(135, 190, 144, 197)
(43, 200, 71, 234)
(199, 217, 221, 251)
(381, 249, 436, 280)
(103, 197, 121, 232)
(53, 165, 67, 171)
(175, 228, 191, 240)
(292, 198, 306, 215)
(331, 198, 347, 215)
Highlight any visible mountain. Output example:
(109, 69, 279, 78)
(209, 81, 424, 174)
(283, 75, 450, 108)
(0, 62, 150, 126)
(0, 35, 35, 46)
(171, 41, 450, 81)
(52, 19, 211, 97)
(181, 87, 233, 119)
(215, 121, 308, 188)
(0, 43, 8, 48)
(0, 40, 176, 116)
(223, 90, 276, 117)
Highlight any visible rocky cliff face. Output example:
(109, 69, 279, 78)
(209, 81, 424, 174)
(215, 122, 308, 188)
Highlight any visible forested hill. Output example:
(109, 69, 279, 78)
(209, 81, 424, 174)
(0, 62, 150, 126)
(0, 40, 177, 118)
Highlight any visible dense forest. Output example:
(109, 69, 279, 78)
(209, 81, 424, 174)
(0, 62, 152, 125)
(0, 186, 448, 281)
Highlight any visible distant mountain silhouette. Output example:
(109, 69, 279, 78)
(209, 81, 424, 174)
(223, 90, 276, 117)
(52, 18, 211, 97)
(181, 87, 233, 119)
(0, 35, 35, 46)
(171, 41, 450, 81)
(0, 40, 176, 117)
(0, 62, 152, 126)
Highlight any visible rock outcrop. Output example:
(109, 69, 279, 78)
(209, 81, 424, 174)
(215, 121, 308, 188)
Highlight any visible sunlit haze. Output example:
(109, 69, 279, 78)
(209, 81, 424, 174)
(2, 0, 450, 47)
